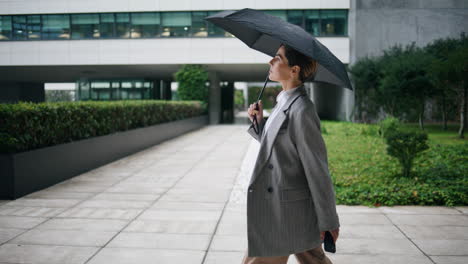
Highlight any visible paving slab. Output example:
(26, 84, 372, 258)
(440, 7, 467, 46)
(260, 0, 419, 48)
(413, 239, 468, 255)
(0, 205, 67, 217)
(386, 214, 468, 226)
(35, 218, 128, 231)
(10, 229, 117, 247)
(57, 207, 143, 220)
(0, 228, 25, 244)
(107, 232, 211, 250)
(124, 219, 218, 234)
(431, 256, 468, 264)
(86, 248, 204, 264)
(0, 216, 47, 229)
(0, 244, 99, 264)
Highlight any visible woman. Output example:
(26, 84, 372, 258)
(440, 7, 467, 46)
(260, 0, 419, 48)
(243, 44, 340, 264)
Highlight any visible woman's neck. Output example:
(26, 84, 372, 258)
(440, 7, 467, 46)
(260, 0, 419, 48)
(280, 79, 303, 91)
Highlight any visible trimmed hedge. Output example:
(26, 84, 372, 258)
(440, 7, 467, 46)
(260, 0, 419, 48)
(0, 100, 206, 154)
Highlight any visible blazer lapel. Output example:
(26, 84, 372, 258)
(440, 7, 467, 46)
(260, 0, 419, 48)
(249, 84, 308, 186)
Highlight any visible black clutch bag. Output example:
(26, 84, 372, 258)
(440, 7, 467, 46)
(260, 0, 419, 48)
(324, 231, 336, 253)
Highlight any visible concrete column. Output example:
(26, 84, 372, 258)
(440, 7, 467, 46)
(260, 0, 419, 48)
(311, 82, 349, 121)
(152, 80, 161, 99)
(161, 80, 172, 100)
(208, 72, 221, 124)
(221, 82, 234, 123)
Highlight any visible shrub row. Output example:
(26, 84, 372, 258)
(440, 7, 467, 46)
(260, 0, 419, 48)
(0, 100, 206, 154)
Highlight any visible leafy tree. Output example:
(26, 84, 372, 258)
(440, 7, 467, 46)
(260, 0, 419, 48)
(379, 43, 435, 129)
(349, 56, 383, 122)
(427, 33, 468, 138)
(425, 35, 460, 130)
(174, 65, 209, 104)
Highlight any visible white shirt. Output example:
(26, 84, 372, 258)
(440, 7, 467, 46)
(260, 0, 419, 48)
(262, 85, 302, 137)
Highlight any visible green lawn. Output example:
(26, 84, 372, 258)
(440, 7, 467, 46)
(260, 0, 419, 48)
(321, 121, 467, 207)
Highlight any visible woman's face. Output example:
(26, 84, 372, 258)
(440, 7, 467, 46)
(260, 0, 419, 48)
(268, 45, 297, 82)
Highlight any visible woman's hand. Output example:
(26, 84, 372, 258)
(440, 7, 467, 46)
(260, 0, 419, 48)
(320, 227, 339, 244)
(248, 100, 263, 122)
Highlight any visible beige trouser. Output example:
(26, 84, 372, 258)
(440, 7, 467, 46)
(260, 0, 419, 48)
(242, 246, 333, 264)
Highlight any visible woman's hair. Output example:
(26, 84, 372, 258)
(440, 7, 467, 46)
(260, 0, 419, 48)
(281, 44, 318, 83)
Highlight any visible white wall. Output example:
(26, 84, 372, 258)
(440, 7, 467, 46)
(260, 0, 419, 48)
(0, 0, 350, 14)
(0, 37, 350, 66)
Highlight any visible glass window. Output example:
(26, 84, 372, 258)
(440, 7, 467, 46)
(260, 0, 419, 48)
(27, 15, 41, 39)
(264, 10, 287, 21)
(98, 91, 110, 100)
(78, 81, 90, 100)
(91, 81, 110, 88)
(131, 12, 160, 38)
(116, 13, 130, 38)
(287, 10, 303, 27)
(161, 12, 191, 37)
(191, 11, 207, 37)
(99, 13, 115, 38)
(305, 10, 320, 36)
(320, 10, 347, 36)
(0, 16, 12, 41)
(12, 16, 27, 40)
(71, 14, 99, 39)
(122, 81, 132, 88)
(42, 14, 70, 39)
(128, 91, 142, 99)
(206, 11, 224, 37)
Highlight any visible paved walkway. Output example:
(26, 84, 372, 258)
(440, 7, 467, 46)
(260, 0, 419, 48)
(0, 125, 466, 264)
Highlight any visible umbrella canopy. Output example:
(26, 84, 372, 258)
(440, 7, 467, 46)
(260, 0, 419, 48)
(205, 8, 353, 90)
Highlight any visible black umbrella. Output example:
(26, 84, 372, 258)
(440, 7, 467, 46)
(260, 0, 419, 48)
(205, 8, 353, 133)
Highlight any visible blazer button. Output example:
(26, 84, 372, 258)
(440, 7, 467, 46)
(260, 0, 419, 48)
(248, 188, 253, 193)
(267, 187, 273, 193)
(268, 164, 274, 169)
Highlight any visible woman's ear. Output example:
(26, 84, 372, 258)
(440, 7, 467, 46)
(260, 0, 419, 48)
(290, 65, 301, 78)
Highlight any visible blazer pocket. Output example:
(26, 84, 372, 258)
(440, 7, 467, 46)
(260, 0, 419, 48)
(280, 187, 311, 202)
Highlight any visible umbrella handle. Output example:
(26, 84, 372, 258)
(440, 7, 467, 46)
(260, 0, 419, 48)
(252, 103, 260, 134)
(251, 73, 269, 135)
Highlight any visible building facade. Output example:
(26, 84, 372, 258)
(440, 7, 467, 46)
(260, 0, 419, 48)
(1, 0, 466, 123)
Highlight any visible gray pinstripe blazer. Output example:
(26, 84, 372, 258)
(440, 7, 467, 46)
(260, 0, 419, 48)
(246, 84, 340, 257)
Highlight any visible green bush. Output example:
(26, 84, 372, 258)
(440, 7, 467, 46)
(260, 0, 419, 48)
(248, 86, 282, 110)
(0, 100, 205, 154)
(385, 131, 430, 177)
(378, 116, 400, 138)
(174, 65, 209, 103)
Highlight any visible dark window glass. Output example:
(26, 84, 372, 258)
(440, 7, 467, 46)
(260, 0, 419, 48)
(99, 13, 115, 38)
(42, 14, 70, 39)
(287, 10, 303, 27)
(0, 16, 12, 41)
(206, 11, 230, 37)
(320, 10, 347, 36)
(264, 10, 287, 21)
(206, 11, 223, 37)
(71, 14, 99, 39)
(191, 11, 207, 37)
(305, 10, 320, 36)
(116, 13, 130, 38)
(131, 12, 160, 38)
(12, 16, 27, 40)
(161, 12, 191, 37)
(27, 15, 41, 39)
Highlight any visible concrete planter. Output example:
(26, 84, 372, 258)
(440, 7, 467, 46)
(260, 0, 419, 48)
(0, 115, 208, 199)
